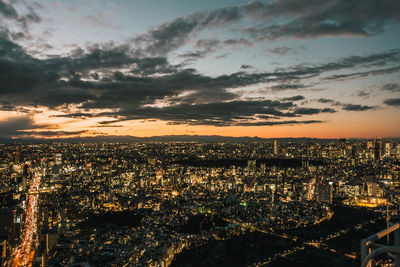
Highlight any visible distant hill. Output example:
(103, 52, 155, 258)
(1, 134, 399, 144)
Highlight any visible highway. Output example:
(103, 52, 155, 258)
(11, 173, 41, 267)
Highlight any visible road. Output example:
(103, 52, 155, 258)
(11, 172, 41, 267)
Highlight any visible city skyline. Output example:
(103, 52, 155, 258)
(1, 0, 400, 140)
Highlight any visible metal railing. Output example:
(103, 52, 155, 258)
(361, 221, 400, 267)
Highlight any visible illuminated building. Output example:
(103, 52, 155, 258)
(55, 153, 62, 165)
(247, 160, 256, 174)
(385, 141, 393, 157)
(260, 163, 266, 175)
(273, 140, 279, 155)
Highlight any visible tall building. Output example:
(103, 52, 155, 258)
(260, 163, 266, 175)
(374, 139, 382, 160)
(247, 160, 256, 174)
(367, 140, 374, 150)
(384, 142, 393, 157)
(156, 168, 164, 185)
(273, 140, 279, 155)
(302, 159, 309, 170)
(13, 149, 20, 164)
(316, 182, 332, 203)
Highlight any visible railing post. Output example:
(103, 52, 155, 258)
(369, 246, 374, 267)
(361, 239, 369, 267)
(395, 227, 400, 267)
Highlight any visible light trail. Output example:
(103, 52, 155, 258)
(12, 172, 41, 267)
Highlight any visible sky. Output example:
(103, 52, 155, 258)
(0, 0, 400, 140)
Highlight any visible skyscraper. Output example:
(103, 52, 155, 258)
(316, 182, 332, 203)
(273, 140, 279, 155)
(374, 139, 382, 160)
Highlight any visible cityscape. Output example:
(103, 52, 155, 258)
(1, 0, 400, 266)
(0, 139, 399, 266)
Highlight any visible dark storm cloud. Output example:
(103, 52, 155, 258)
(382, 83, 400, 92)
(93, 99, 334, 127)
(326, 65, 400, 81)
(179, 39, 221, 62)
(282, 95, 305, 101)
(290, 49, 400, 79)
(96, 99, 300, 126)
(0, 116, 87, 138)
(0, 116, 48, 138)
(240, 64, 253, 69)
(134, 5, 242, 55)
(269, 84, 306, 91)
(1, 26, 396, 127)
(321, 108, 336, 113)
(315, 99, 376, 111)
(234, 120, 323, 127)
(383, 98, 400, 106)
(53, 113, 95, 118)
(342, 104, 376, 111)
(294, 107, 336, 115)
(132, 0, 400, 56)
(317, 98, 335, 103)
(0, 100, 16, 111)
(0, 0, 18, 19)
(244, 0, 400, 40)
(179, 51, 208, 61)
(0, 0, 41, 30)
(19, 130, 89, 137)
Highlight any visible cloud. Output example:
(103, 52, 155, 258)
(226, 120, 323, 127)
(92, 98, 333, 127)
(179, 39, 221, 62)
(342, 104, 376, 111)
(19, 130, 89, 137)
(382, 83, 400, 92)
(0, 115, 87, 139)
(215, 53, 228, 59)
(293, 49, 400, 79)
(0, 116, 47, 138)
(0, 0, 41, 30)
(383, 98, 400, 106)
(268, 46, 295, 55)
(321, 108, 336, 113)
(268, 84, 306, 91)
(131, 0, 400, 56)
(0, 27, 396, 128)
(282, 95, 305, 101)
(240, 64, 253, 69)
(325, 65, 400, 81)
(82, 14, 109, 27)
(223, 38, 252, 47)
(244, 0, 400, 40)
(53, 112, 95, 118)
(95, 99, 301, 126)
(317, 98, 335, 103)
(356, 90, 370, 98)
(0, 0, 18, 19)
(294, 107, 336, 115)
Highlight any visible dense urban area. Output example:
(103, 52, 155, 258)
(1, 138, 399, 266)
